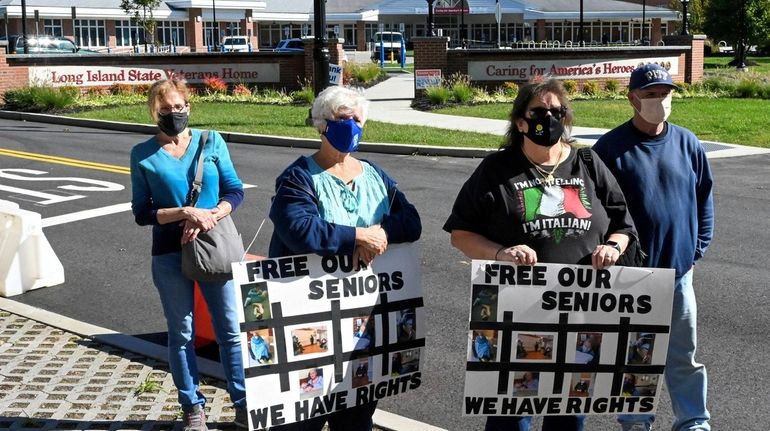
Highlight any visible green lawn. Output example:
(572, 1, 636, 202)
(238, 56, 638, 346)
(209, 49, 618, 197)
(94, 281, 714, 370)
(435, 98, 770, 147)
(704, 55, 770, 74)
(69, 103, 505, 148)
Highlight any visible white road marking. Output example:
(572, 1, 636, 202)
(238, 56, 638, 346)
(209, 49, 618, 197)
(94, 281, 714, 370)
(40, 183, 258, 227)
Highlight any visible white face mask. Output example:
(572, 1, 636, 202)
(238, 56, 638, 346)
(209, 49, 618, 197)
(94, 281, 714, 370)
(635, 93, 672, 124)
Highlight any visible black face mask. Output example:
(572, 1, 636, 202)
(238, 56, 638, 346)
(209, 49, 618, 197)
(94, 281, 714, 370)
(157, 112, 189, 137)
(524, 116, 564, 147)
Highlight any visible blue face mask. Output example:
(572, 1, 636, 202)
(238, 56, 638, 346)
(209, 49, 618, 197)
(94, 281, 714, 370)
(323, 118, 363, 153)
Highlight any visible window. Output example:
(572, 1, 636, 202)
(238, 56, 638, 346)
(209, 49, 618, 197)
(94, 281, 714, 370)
(115, 20, 145, 47)
(157, 20, 186, 45)
(343, 24, 355, 48)
(258, 22, 284, 48)
(74, 19, 106, 47)
(43, 19, 63, 37)
(223, 21, 241, 37)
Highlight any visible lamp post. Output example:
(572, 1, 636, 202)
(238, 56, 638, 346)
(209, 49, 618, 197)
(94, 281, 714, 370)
(679, 0, 690, 36)
(313, 0, 329, 96)
(426, 0, 436, 37)
(641, 0, 647, 44)
(21, 0, 28, 53)
(737, 0, 747, 70)
(460, 0, 466, 47)
(578, 0, 584, 46)
(212, 0, 218, 51)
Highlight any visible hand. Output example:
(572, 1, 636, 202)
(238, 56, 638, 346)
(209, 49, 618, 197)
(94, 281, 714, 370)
(591, 244, 620, 269)
(182, 206, 219, 231)
(355, 225, 388, 255)
(180, 219, 201, 244)
(353, 245, 377, 269)
(498, 245, 538, 266)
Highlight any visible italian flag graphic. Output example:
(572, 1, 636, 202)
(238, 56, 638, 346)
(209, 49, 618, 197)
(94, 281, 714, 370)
(522, 185, 591, 221)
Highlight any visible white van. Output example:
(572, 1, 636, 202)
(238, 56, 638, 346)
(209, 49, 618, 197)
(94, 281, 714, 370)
(371, 32, 405, 63)
(220, 36, 250, 52)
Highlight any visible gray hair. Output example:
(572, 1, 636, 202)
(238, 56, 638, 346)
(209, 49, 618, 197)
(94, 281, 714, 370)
(310, 86, 370, 131)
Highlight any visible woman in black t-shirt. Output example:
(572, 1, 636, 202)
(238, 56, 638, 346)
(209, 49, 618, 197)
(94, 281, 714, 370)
(444, 79, 636, 431)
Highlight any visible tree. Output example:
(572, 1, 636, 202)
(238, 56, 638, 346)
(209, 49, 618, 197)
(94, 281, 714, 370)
(120, 0, 163, 49)
(704, 0, 770, 64)
(668, 0, 708, 35)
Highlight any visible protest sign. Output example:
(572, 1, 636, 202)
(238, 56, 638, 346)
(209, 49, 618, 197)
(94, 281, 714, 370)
(232, 243, 424, 429)
(463, 261, 675, 417)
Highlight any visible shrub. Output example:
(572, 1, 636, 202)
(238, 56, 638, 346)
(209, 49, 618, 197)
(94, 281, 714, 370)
(604, 79, 619, 93)
(110, 83, 134, 96)
(424, 85, 451, 105)
(735, 79, 763, 98)
(134, 84, 151, 95)
(563, 80, 578, 94)
(291, 79, 315, 105)
(2, 85, 78, 112)
(203, 76, 227, 94)
(347, 62, 384, 84)
(581, 81, 599, 96)
(86, 86, 109, 97)
(502, 81, 519, 98)
(232, 83, 252, 97)
(451, 81, 474, 103)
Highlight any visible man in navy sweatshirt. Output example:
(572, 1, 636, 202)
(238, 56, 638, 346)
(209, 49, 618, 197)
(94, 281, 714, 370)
(593, 63, 715, 431)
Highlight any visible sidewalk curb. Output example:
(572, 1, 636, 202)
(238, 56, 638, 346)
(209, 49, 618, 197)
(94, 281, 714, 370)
(0, 110, 494, 159)
(0, 297, 447, 431)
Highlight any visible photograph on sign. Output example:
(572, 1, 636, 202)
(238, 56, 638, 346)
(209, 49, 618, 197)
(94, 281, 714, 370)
(246, 329, 276, 367)
(463, 261, 675, 417)
(232, 243, 424, 429)
(242, 282, 270, 322)
(469, 329, 498, 362)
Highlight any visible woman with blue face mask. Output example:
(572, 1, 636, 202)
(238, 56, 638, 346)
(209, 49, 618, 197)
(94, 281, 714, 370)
(268, 86, 422, 431)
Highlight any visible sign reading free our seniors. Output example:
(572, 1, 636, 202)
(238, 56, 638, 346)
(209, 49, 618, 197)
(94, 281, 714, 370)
(231, 243, 424, 430)
(464, 261, 674, 417)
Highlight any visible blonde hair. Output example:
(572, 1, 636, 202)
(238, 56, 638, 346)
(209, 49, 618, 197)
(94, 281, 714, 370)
(310, 86, 369, 131)
(147, 79, 191, 122)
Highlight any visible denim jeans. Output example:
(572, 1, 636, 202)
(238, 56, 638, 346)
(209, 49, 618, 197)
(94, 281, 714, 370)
(484, 415, 584, 431)
(151, 252, 246, 410)
(618, 269, 710, 431)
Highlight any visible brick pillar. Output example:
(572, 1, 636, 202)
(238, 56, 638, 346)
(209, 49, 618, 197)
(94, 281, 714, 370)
(536, 19, 546, 42)
(663, 34, 705, 84)
(650, 18, 662, 46)
(328, 39, 344, 86)
(356, 20, 366, 51)
(413, 36, 449, 95)
(187, 9, 205, 52)
(105, 20, 116, 51)
(241, 10, 257, 51)
(0, 51, 29, 93)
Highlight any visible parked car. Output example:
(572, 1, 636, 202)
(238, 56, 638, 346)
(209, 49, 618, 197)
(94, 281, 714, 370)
(274, 38, 305, 53)
(2, 35, 96, 54)
(371, 31, 405, 63)
(219, 36, 250, 52)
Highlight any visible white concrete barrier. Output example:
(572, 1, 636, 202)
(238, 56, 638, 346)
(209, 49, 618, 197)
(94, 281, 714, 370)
(0, 199, 65, 296)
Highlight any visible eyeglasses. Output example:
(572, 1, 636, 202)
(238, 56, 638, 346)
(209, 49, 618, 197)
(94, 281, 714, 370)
(159, 103, 189, 115)
(527, 106, 568, 120)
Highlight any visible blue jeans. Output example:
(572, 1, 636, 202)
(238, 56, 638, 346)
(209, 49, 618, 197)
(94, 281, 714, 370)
(618, 269, 710, 430)
(484, 415, 584, 431)
(151, 252, 246, 410)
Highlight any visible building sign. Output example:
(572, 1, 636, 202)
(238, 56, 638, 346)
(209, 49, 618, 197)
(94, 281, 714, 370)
(463, 261, 675, 417)
(468, 57, 679, 81)
(232, 243, 425, 429)
(415, 69, 442, 90)
(29, 63, 280, 87)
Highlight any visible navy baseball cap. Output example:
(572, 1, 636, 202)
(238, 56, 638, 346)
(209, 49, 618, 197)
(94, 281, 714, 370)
(628, 63, 679, 91)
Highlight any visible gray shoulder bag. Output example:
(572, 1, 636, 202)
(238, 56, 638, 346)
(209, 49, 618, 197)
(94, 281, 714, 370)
(181, 130, 245, 282)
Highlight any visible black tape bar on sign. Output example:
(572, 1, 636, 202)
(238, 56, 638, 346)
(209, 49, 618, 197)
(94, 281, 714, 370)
(469, 321, 669, 334)
(551, 313, 570, 394)
(466, 361, 665, 375)
(379, 292, 390, 377)
(612, 316, 632, 396)
(497, 311, 514, 394)
(331, 299, 344, 383)
(270, 302, 291, 392)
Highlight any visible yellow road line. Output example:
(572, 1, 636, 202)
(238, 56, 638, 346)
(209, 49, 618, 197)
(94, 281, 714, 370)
(0, 148, 130, 175)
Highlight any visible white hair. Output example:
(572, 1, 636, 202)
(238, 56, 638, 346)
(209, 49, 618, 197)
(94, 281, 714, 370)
(311, 86, 370, 131)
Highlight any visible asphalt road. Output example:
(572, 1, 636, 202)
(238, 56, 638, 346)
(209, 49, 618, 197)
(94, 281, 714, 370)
(1, 118, 768, 430)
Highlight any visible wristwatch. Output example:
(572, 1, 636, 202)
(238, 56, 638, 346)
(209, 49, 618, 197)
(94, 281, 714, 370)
(605, 241, 622, 253)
